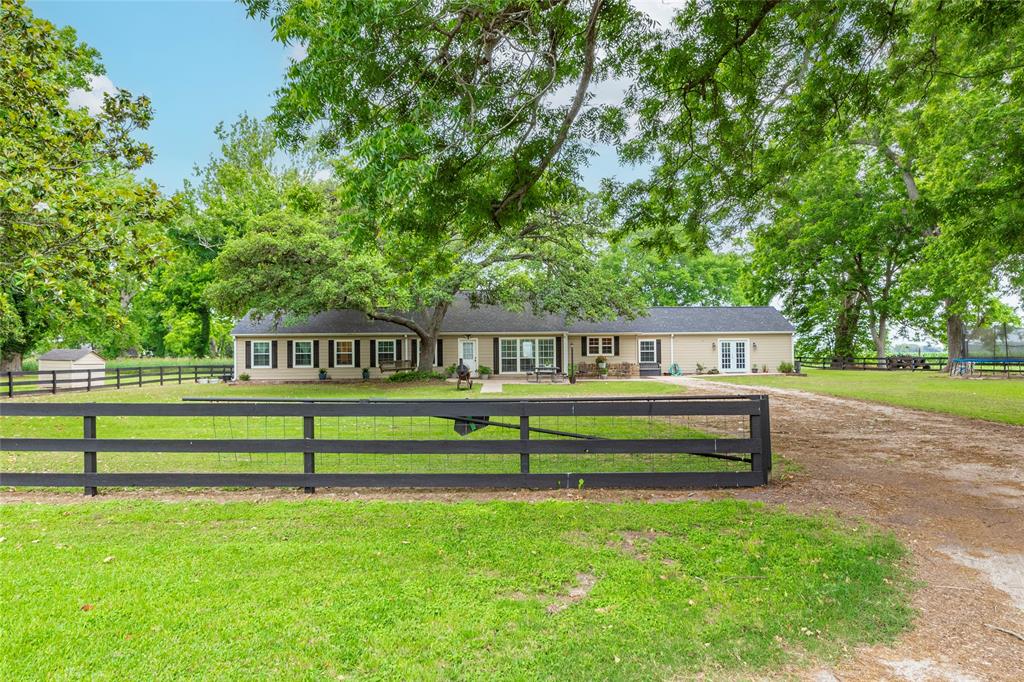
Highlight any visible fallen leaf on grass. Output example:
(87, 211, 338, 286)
(81, 604, 94, 612)
(103, 556, 115, 563)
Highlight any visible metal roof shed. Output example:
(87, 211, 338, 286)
(37, 349, 106, 389)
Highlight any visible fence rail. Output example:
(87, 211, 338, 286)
(796, 356, 948, 372)
(0, 395, 772, 493)
(3, 364, 233, 398)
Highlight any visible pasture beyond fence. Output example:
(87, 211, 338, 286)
(797, 355, 1024, 375)
(3, 364, 233, 398)
(0, 395, 771, 493)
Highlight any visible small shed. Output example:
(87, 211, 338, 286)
(38, 348, 106, 389)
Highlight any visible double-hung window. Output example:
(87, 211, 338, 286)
(293, 340, 313, 368)
(639, 339, 656, 363)
(587, 336, 614, 355)
(335, 340, 354, 367)
(376, 339, 396, 364)
(252, 341, 271, 368)
(500, 337, 557, 373)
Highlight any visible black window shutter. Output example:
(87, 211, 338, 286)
(271, 340, 278, 368)
(581, 336, 588, 356)
(410, 338, 418, 365)
(555, 337, 563, 369)
(655, 339, 662, 363)
(313, 340, 320, 368)
(287, 340, 293, 368)
(436, 339, 443, 367)
(328, 340, 335, 368)
(354, 339, 361, 367)
(245, 341, 252, 369)
(614, 336, 620, 356)
(370, 340, 376, 367)
(395, 339, 402, 361)
(493, 337, 500, 374)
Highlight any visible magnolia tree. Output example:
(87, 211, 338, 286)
(0, 1, 167, 370)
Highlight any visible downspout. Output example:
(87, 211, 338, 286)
(670, 334, 675, 366)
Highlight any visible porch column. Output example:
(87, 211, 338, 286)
(563, 333, 569, 372)
(670, 333, 675, 365)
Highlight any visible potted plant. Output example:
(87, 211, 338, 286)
(762, 364, 768, 374)
(478, 365, 492, 380)
(695, 362, 705, 375)
(319, 368, 329, 381)
(752, 365, 759, 373)
(361, 367, 370, 381)
(595, 355, 608, 370)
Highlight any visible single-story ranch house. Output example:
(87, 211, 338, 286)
(231, 299, 794, 380)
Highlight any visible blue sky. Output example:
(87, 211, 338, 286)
(30, 0, 647, 194)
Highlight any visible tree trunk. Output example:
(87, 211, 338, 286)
(871, 313, 888, 365)
(947, 308, 965, 361)
(0, 351, 23, 372)
(198, 309, 212, 358)
(417, 334, 435, 372)
(834, 293, 861, 357)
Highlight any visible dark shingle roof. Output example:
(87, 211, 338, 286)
(232, 298, 793, 336)
(38, 348, 102, 361)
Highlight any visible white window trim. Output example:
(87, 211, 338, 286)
(718, 338, 749, 373)
(376, 339, 396, 365)
(587, 336, 614, 355)
(334, 339, 355, 368)
(639, 339, 656, 364)
(293, 340, 314, 368)
(499, 337, 556, 374)
(252, 341, 272, 369)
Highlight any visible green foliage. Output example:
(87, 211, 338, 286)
(387, 370, 447, 383)
(777, 361, 794, 374)
(599, 243, 750, 306)
(477, 365, 492, 376)
(0, 0, 170, 368)
(238, 373, 250, 382)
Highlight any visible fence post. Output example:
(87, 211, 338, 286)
(194, 366, 198, 383)
(138, 367, 142, 387)
(519, 404, 530, 474)
(159, 366, 164, 386)
(303, 415, 315, 494)
(84, 415, 97, 496)
(51, 370, 57, 394)
(116, 367, 121, 389)
(178, 366, 182, 384)
(748, 395, 772, 485)
(86, 369, 91, 392)
(7, 371, 13, 398)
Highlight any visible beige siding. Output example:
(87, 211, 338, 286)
(672, 333, 793, 374)
(233, 331, 794, 380)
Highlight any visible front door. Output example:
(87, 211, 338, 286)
(719, 340, 748, 373)
(459, 339, 478, 375)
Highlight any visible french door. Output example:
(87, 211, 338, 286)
(719, 340, 748, 373)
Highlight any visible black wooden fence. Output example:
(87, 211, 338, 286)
(795, 356, 948, 372)
(0, 395, 771, 493)
(3, 364, 233, 398)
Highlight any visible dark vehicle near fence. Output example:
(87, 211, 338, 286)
(0, 395, 772, 493)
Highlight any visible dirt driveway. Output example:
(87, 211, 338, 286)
(678, 377, 1024, 682)
(4, 379, 1023, 679)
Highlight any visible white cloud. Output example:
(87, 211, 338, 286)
(67, 74, 117, 116)
(285, 41, 308, 64)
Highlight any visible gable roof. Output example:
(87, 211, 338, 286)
(232, 298, 793, 336)
(38, 348, 103, 362)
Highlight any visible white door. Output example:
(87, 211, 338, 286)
(719, 340, 748, 373)
(459, 339, 478, 375)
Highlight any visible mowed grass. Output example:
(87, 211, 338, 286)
(704, 368, 1024, 426)
(2, 380, 742, 475)
(0, 499, 912, 681)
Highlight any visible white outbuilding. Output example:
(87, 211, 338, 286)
(37, 348, 106, 389)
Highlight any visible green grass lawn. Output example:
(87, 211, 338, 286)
(3, 380, 743, 476)
(704, 368, 1024, 426)
(20, 355, 231, 372)
(0, 499, 912, 681)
